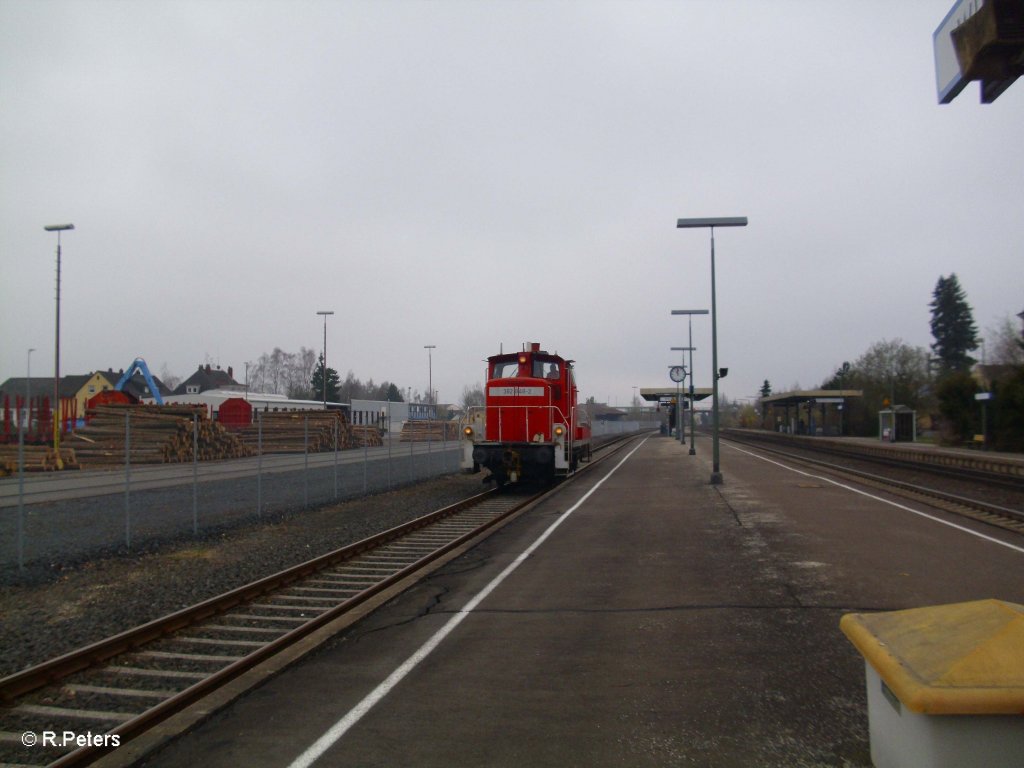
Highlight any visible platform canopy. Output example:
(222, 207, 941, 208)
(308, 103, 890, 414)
(760, 389, 863, 408)
(640, 387, 713, 403)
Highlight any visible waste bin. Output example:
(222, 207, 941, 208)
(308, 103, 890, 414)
(840, 599, 1024, 768)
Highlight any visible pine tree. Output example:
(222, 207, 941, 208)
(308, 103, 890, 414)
(929, 274, 979, 377)
(311, 353, 341, 403)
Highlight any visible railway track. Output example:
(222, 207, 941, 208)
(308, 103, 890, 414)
(721, 431, 1024, 535)
(0, 434, 644, 767)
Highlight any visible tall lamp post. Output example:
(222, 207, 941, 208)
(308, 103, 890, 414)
(18, 347, 37, 572)
(26, 347, 36, 431)
(672, 309, 708, 456)
(316, 310, 334, 409)
(424, 345, 436, 418)
(676, 217, 747, 484)
(44, 223, 74, 469)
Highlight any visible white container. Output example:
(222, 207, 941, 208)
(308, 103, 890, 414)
(863, 663, 1023, 768)
(841, 599, 1024, 768)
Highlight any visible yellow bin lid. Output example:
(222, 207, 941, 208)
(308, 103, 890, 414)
(840, 599, 1024, 715)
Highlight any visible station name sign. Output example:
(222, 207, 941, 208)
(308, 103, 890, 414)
(489, 386, 545, 398)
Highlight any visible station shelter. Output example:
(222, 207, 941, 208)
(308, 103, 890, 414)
(640, 386, 713, 435)
(878, 404, 917, 443)
(760, 390, 863, 437)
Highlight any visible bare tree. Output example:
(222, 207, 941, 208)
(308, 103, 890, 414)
(287, 347, 317, 399)
(159, 364, 182, 391)
(461, 383, 485, 411)
(247, 346, 403, 404)
(985, 314, 1024, 366)
(822, 339, 932, 436)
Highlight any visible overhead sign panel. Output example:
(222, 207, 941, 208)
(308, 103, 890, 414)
(934, 0, 981, 103)
(934, 0, 1024, 103)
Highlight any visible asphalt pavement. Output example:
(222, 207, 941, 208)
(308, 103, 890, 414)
(137, 433, 1024, 768)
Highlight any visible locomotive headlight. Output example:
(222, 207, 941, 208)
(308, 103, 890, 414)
(553, 425, 565, 439)
(463, 426, 475, 439)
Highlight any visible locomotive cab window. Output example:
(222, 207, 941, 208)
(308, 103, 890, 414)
(489, 364, 524, 382)
(491, 360, 521, 379)
(534, 360, 561, 380)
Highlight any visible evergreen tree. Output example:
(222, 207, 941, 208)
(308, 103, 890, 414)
(929, 274, 979, 377)
(992, 367, 1024, 451)
(935, 370, 978, 444)
(759, 380, 771, 398)
(311, 353, 340, 403)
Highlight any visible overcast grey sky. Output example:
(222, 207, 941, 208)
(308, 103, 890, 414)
(2, 0, 1021, 408)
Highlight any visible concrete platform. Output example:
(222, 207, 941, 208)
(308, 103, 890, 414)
(141, 434, 1024, 768)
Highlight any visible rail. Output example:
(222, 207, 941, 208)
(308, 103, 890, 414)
(0, 489, 543, 767)
(720, 430, 1024, 532)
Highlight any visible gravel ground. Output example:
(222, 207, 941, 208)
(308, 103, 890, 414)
(0, 471, 485, 678)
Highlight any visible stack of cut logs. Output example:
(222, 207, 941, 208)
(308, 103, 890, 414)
(72, 404, 251, 466)
(235, 411, 356, 454)
(0, 445, 79, 476)
(399, 420, 460, 442)
(349, 425, 383, 448)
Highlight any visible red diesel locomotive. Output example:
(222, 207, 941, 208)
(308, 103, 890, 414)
(461, 342, 591, 485)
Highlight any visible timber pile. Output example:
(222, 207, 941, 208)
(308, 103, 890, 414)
(71, 404, 251, 466)
(350, 425, 383, 448)
(0, 445, 79, 476)
(235, 411, 356, 454)
(399, 420, 460, 442)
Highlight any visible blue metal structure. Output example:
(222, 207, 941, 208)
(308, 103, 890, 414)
(114, 358, 165, 405)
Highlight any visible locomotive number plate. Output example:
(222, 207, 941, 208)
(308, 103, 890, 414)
(489, 386, 545, 397)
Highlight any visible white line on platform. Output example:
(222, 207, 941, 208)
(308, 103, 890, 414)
(726, 443, 1024, 556)
(286, 437, 651, 768)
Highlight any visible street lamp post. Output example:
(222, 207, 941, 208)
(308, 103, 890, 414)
(316, 311, 334, 410)
(26, 348, 36, 433)
(676, 217, 747, 484)
(44, 223, 74, 469)
(672, 309, 708, 456)
(424, 345, 436, 418)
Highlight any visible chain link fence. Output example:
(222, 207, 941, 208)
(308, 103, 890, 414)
(2, 412, 460, 579)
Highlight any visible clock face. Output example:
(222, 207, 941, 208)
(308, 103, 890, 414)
(669, 366, 686, 383)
